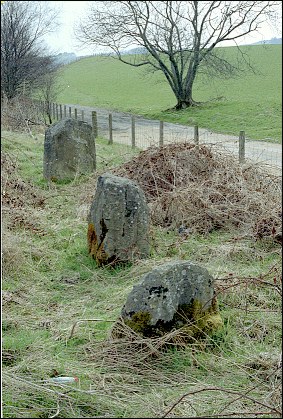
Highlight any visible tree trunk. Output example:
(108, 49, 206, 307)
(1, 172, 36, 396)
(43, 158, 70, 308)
(175, 97, 199, 110)
(174, 79, 200, 110)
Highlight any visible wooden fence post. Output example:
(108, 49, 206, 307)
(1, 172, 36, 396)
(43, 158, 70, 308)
(131, 116, 136, 148)
(69, 106, 72, 118)
(52, 103, 56, 120)
(47, 101, 52, 124)
(64, 105, 66, 118)
(56, 104, 59, 120)
(194, 124, 199, 144)
(108, 113, 113, 144)
(159, 121, 164, 146)
(59, 104, 63, 119)
(239, 131, 245, 163)
(74, 108, 78, 120)
(81, 110, 84, 121)
(92, 111, 98, 138)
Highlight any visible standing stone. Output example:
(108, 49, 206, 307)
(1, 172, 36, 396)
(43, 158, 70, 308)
(43, 118, 96, 181)
(120, 260, 222, 338)
(87, 173, 150, 266)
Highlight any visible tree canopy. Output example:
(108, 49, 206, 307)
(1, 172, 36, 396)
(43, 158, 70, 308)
(75, 1, 281, 109)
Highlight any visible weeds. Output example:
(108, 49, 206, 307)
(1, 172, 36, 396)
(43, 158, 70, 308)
(1, 129, 282, 418)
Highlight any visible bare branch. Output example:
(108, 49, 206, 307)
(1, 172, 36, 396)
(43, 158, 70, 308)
(1, 1, 59, 99)
(75, 1, 281, 109)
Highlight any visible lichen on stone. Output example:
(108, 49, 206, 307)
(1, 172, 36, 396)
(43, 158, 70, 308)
(87, 223, 97, 256)
(87, 222, 109, 266)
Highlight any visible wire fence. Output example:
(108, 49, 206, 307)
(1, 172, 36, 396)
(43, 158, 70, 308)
(34, 99, 282, 175)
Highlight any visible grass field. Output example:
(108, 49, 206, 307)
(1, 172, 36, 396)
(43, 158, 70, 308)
(2, 126, 282, 418)
(57, 44, 282, 143)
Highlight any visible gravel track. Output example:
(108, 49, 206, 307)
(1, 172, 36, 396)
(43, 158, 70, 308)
(66, 103, 282, 174)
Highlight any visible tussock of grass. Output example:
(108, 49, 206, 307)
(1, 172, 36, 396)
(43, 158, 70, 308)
(1, 128, 282, 418)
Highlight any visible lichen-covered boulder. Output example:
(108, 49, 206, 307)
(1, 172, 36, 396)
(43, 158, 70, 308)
(87, 173, 150, 266)
(43, 118, 96, 181)
(120, 260, 222, 338)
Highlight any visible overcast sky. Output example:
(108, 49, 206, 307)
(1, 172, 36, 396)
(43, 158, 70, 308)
(44, 1, 282, 56)
(44, 1, 92, 56)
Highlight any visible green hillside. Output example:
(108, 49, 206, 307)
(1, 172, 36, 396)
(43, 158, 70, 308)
(57, 44, 282, 142)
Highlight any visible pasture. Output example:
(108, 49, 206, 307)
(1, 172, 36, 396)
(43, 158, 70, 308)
(2, 124, 282, 418)
(57, 44, 282, 143)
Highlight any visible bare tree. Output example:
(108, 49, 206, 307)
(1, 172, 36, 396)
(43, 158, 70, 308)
(75, 1, 280, 109)
(36, 65, 64, 125)
(1, 1, 59, 100)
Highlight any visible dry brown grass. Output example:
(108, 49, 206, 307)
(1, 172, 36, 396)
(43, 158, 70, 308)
(1, 150, 46, 234)
(1, 96, 47, 135)
(1, 128, 281, 418)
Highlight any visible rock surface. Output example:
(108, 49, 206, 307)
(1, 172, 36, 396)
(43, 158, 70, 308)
(121, 260, 222, 337)
(43, 118, 96, 181)
(88, 173, 150, 266)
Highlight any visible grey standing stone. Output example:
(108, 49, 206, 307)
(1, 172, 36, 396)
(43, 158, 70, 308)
(88, 173, 150, 266)
(43, 118, 96, 181)
(120, 260, 222, 337)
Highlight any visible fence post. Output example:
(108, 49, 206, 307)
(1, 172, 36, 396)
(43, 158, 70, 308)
(159, 121, 164, 146)
(59, 104, 63, 119)
(239, 130, 245, 163)
(64, 105, 66, 118)
(47, 101, 52, 124)
(69, 106, 72, 118)
(52, 103, 56, 120)
(108, 113, 113, 144)
(131, 116, 136, 148)
(56, 104, 59, 120)
(74, 108, 78, 120)
(92, 111, 98, 138)
(194, 124, 199, 144)
(81, 110, 84, 121)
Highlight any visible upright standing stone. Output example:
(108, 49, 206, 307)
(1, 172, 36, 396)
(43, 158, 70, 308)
(88, 173, 150, 266)
(43, 118, 96, 181)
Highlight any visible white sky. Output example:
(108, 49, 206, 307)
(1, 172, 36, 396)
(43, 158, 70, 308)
(44, 1, 282, 56)
(44, 1, 93, 56)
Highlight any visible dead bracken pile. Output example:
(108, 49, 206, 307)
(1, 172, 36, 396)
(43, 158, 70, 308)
(113, 142, 282, 241)
(1, 151, 45, 234)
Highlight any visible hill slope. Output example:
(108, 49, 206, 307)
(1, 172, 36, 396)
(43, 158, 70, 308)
(57, 44, 282, 142)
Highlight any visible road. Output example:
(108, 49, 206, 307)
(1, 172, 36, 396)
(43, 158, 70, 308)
(66, 103, 282, 174)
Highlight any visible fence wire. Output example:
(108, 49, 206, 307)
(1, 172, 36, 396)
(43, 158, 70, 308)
(31, 100, 282, 175)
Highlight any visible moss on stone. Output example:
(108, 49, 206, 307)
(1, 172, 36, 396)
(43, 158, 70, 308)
(124, 311, 152, 335)
(176, 297, 223, 339)
(202, 313, 223, 332)
(124, 297, 223, 340)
